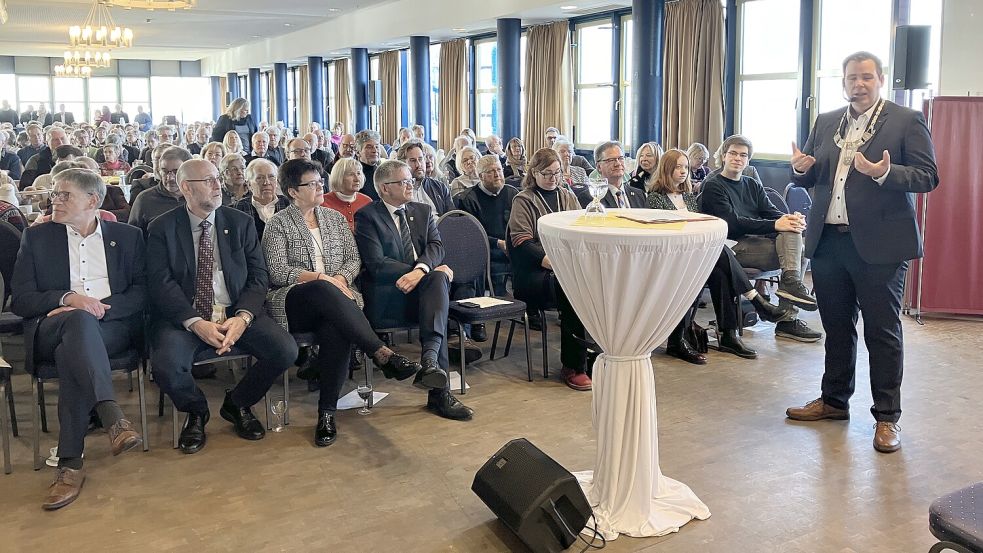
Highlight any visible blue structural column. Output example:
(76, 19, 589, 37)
(409, 36, 431, 142)
(274, 62, 288, 126)
(308, 57, 324, 126)
(497, 19, 521, 142)
(210, 76, 222, 121)
(227, 72, 240, 100)
(351, 48, 369, 131)
(248, 67, 262, 126)
(631, 0, 665, 149)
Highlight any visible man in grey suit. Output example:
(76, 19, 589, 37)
(785, 51, 939, 453)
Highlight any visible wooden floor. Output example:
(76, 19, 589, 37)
(0, 305, 980, 552)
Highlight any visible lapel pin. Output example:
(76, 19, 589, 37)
(409, 216, 414, 222)
(224, 229, 229, 235)
(109, 241, 116, 247)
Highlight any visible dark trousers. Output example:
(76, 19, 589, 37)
(707, 247, 754, 331)
(286, 281, 385, 412)
(555, 279, 588, 372)
(150, 315, 297, 415)
(811, 227, 907, 422)
(35, 311, 137, 459)
(409, 272, 451, 380)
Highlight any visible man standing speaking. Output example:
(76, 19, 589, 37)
(785, 51, 939, 453)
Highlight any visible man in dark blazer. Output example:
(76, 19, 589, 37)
(54, 104, 76, 125)
(786, 51, 939, 453)
(576, 140, 646, 208)
(354, 159, 474, 421)
(146, 159, 297, 454)
(397, 139, 455, 215)
(11, 168, 144, 510)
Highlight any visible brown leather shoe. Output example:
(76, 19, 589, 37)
(873, 422, 901, 453)
(43, 467, 86, 510)
(786, 398, 850, 421)
(108, 419, 143, 456)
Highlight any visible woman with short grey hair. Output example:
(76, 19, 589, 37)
(449, 145, 482, 197)
(219, 153, 248, 204)
(231, 157, 288, 236)
(552, 138, 587, 191)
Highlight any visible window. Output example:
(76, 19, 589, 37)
(369, 55, 380, 132)
(238, 75, 248, 101)
(18, 76, 52, 116)
(287, 67, 298, 130)
(88, 77, 119, 119)
(120, 77, 150, 122)
(52, 78, 85, 123)
(429, 43, 441, 139)
(575, 21, 615, 148)
(474, 38, 498, 139)
(150, 77, 212, 125)
(327, 61, 337, 128)
(815, 0, 892, 114)
(735, 0, 801, 157)
(620, 16, 634, 149)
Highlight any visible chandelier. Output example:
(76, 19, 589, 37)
(54, 65, 93, 78)
(64, 49, 112, 68)
(102, 0, 196, 10)
(68, 1, 134, 49)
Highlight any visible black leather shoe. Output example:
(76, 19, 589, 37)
(470, 323, 487, 342)
(295, 347, 318, 381)
(413, 358, 449, 390)
(751, 294, 796, 323)
(375, 353, 419, 381)
(427, 390, 473, 421)
(665, 340, 707, 365)
(718, 330, 757, 359)
(219, 391, 265, 441)
(314, 410, 336, 447)
(178, 411, 209, 454)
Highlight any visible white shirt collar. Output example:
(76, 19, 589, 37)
(64, 216, 103, 238)
(383, 200, 407, 216)
(849, 100, 880, 125)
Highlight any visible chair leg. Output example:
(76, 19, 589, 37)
(38, 380, 48, 433)
(282, 370, 290, 426)
(1, 379, 11, 474)
(458, 320, 467, 395)
(171, 399, 179, 449)
(32, 377, 41, 471)
(929, 541, 975, 553)
(522, 313, 533, 383)
(6, 374, 17, 437)
(504, 320, 516, 358)
(489, 321, 502, 360)
(128, 370, 133, 392)
(540, 310, 549, 378)
(157, 389, 165, 417)
(137, 368, 149, 452)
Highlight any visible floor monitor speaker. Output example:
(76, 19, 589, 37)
(471, 438, 592, 553)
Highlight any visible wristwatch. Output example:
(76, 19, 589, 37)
(236, 311, 253, 327)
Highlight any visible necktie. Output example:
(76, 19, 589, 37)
(193, 220, 215, 320)
(395, 208, 415, 264)
(616, 190, 627, 209)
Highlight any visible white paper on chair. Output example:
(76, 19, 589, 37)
(337, 390, 389, 410)
(0, 356, 10, 369)
(448, 371, 471, 391)
(456, 297, 513, 308)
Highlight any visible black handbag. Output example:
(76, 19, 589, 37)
(686, 321, 709, 354)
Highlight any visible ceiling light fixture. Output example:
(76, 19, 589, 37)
(68, 0, 133, 49)
(452, 27, 466, 32)
(103, 0, 195, 11)
(54, 65, 93, 78)
(560, 5, 578, 10)
(64, 49, 113, 68)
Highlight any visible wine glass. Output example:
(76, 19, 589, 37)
(270, 400, 286, 432)
(356, 384, 373, 415)
(585, 177, 609, 217)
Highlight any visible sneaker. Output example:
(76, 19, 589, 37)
(561, 367, 592, 391)
(776, 273, 818, 311)
(448, 336, 482, 365)
(775, 319, 823, 343)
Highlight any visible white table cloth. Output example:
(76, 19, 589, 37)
(538, 209, 727, 540)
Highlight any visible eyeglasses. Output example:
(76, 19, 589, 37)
(185, 176, 221, 186)
(297, 178, 323, 189)
(253, 175, 277, 183)
(536, 169, 562, 180)
(49, 190, 94, 202)
(289, 148, 311, 155)
(599, 156, 626, 164)
(725, 151, 750, 159)
(382, 179, 414, 187)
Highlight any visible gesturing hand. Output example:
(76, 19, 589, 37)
(791, 141, 816, 174)
(854, 149, 891, 179)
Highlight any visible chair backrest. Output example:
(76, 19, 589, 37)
(437, 210, 492, 294)
(784, 183, 813, 218)
(764, 187, 790, 214)
(0, 220, 21, 307)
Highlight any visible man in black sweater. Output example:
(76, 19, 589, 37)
(700, 134, 821, 343)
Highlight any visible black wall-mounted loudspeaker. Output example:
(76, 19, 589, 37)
(368, 80, 383, 106)
(893, 25, 931, 90)
(471, 438, 592, 553)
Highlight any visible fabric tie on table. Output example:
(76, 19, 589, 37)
(395, 208, 415, 264)
(598, 353, 651, 363)
(193, 219, 215, 320)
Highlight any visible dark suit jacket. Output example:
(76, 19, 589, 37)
(146, 206, 268, 326)
(421, 177, 454, 215)
(10, 220, 146, 372)
(575, 183, 646, 209)
(354, 201, 444, 325)
(793, 101, 938, 264)
(54, 112, 75, 125)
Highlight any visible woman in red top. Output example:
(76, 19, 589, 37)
(320, 157, 372, 232)
(98, 143, 131, 176)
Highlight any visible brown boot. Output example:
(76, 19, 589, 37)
(873, 422, 901, 453)
(108, 419, 143, 456)
(786, 398, 849, 421)
(42, 467, 86, 510)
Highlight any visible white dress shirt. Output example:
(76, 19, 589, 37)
(252, 197, 277, 223)
(66, 218, 112, 301)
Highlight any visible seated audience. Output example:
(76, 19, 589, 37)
(11, 168, 145, 509)
(648, 149, 792, 361)
(219, 153, 248, 205)
(139, 130, 159, 165)
(422, 143, 448, 188)
(628, 142, 663, 192)
(244, 131, 280, 167)
(705, 140, 763, 184)
(263, 158, 422, 446)
(52, 159, 131, 222)
(223, 130, 245, 156)
(355, 130, 383, 201)
(0, 130, 23, 181)
(303, 133, 335, 171)
(353, 160, 473, 420)
(410, 124, 425, 141)
(129, 142, 173, 203)
(128, 146, 192, 234)
(330, 122, 345, 145)
(552, 137, 587, 192)
(17, 124, 43, 166)
(545, 127, 593, 172)
(576, 141, 646, 208)
(320, 157, 372, 231)
(455, 154, 519, 296)
(338, 133, 357, 159)
(26, 145, 84, 193)
(201, 141, 228, 170)
(188, 126, 209, 155)
(396, 139, 453, 215)
(98, 142, 132, 176)
(484, 134, 506, 165)
(507, 148, 590, 390)
(699, 135, 821, 343)
(503, 137, 527, 181)
(687, 142, 711, 189)
(20, 126, 70, 189)
(146, 159, 297, 455)
(231, 158, 289, 237)
(449, 146, 482, 197)
(440, 135, 471, 181)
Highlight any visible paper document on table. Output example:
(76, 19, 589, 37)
(456, 297, 513, 308)
(572, 214, 686, 230)
(615, 212, 717, 224)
